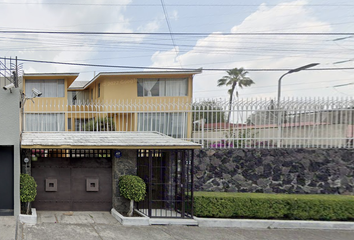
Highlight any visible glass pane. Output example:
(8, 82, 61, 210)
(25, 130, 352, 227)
(58, 79, 65, 97)
(25, 79, 42, 96)
(137, 80, 144, 96)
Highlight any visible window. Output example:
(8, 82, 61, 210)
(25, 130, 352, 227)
(98, 83, 100, 98)
(137, 78, 188, 97)
(137, 112, 187, 138)
(91, 89, 93, 100)
(68, 90, 89, 105)
(67, 91, 77, 105)
(25, 113, 65, 131)
(25, 79, 64, 97)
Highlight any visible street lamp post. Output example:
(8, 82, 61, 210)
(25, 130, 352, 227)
(276, 63, 319, 147)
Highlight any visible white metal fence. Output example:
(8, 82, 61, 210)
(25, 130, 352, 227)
(23, 97, 354, 149)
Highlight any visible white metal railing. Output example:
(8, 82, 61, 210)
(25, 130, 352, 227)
(23, 97, 354, 149)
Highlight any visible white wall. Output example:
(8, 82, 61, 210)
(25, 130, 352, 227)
(0, 88, 21, 216)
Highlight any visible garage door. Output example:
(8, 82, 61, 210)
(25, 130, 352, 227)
(32, 156, 112, 211)
(0, 146, 14, 216)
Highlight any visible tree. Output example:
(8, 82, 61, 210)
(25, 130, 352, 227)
(20, 174, 37, 215)
(217, 68, 255, 122)
(192, 100, 227, 129)
(118, 175, 146, 217)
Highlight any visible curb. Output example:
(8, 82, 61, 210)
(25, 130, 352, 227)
(19, 208, 37, 225)
(111, 208, 149, 226)
(194, 217, 354, 230)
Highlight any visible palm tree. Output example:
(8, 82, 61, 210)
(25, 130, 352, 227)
(217, 67, 255, 123)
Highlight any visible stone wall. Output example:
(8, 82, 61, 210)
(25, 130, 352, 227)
(194, 149, 354, 194)
(112, 149, 137, 213)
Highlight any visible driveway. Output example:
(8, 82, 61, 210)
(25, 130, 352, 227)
(12, 212, 354, 240)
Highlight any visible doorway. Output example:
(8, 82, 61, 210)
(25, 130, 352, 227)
(137, 149, 194, 218)
(0, 146, 14, 216)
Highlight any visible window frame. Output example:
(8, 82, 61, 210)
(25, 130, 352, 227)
(137, 78, 188, 97)
(25, 79, 65, 98)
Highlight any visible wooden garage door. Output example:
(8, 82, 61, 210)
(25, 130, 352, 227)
(32, 157, 112, 211)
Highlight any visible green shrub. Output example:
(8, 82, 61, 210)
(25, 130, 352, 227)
(20, 174, 37, 203)
(85, 117, 115, 131)
(20, 174, 37, 214)
(194, 192, 354, 221)
(119, 175, 146, 202)
(118, 175, 146, 217)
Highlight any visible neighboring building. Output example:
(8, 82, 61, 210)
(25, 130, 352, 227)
(21, 70, 202, 219)
(0, 78, 21, 216)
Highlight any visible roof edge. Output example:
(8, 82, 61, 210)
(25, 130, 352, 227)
(24, 73, 80, 77)
(82, 69, 203, 89)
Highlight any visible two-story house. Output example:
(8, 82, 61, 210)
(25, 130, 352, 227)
(21, 70, 201, 220)
(66, 71, 198, 139)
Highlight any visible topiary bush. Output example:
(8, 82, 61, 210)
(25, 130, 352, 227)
(20, 174, 37, 215)
(118, 175, 146, 217)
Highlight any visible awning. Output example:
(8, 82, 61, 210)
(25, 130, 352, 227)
(21, 132, 201, 149)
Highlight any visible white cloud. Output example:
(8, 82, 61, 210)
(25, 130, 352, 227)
(137, 17, 162, 37)
(170, 10, 179, 21)
(0, 0, 141, 75)
(149, 0, 351, 99)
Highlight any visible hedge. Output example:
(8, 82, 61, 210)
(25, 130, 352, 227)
(194, 192, 354, 221)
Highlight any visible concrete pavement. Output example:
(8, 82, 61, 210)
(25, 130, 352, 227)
(0, 216, 17, 240)
(1, 211, 354, 240)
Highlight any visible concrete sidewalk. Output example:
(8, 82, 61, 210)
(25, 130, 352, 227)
(14, 212, 354, 240)
(0, 216, 17, 240)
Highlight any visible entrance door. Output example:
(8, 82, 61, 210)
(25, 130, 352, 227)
(137, 149, 193, 218)
(0, 146, 14, 216)
(32, 157, 112, 211)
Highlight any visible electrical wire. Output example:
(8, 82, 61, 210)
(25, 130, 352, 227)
(7, 57, 354, 72)
(0, 2, 353, 7)
(0, 30, 353, 36)
(160, 0, 182, 68)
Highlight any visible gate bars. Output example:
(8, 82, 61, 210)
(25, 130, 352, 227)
(137, 149, 193, 218)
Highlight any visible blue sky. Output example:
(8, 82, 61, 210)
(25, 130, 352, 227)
(1, 0, 354, 99)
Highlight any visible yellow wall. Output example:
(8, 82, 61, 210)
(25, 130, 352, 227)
(86, 73, 195, 137)
(86, 73, 193, 104)
(23, 72, 196, 137)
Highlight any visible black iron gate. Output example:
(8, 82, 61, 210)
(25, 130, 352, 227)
(0, 146, 14, 216)
(137, 149, 194, 218)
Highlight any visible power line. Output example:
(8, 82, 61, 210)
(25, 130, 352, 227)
(0, 30, 353, 36)
(11, 57, 354, 72)
(195, 77, 354, 93)
(0, 2, 352, 7)
(160, 0, 182, 68)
